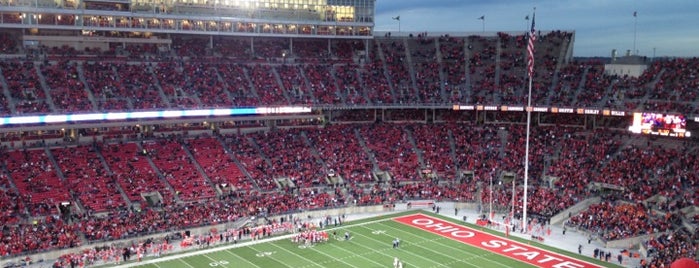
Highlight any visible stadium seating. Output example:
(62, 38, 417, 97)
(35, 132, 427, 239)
(0, 61, 52, 114)
(566, 201, 674, 241)
(184, 136, 252, 191)
(642, 228, 699, 268)
(100, 142, 175, 206)
(3, 149, 71, 216)
(304, 124, 374, 184)
(1, 34, 699, 265)
(248, 129, 326, 188)
(142, 139, 217, 201)
(51, 146, 127, 213)
(357, 124, 419, 181)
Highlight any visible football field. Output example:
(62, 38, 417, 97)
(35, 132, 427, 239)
(122, 212, 621, 268)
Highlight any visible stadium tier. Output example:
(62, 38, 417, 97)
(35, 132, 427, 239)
(0, 2, 698, 267)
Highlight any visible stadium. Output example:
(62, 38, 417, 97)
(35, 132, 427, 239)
(0, 0, 697, 267)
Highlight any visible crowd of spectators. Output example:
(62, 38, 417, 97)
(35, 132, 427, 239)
(566, 201, 676, 241)
(0, 34, 698, 266)
(143, 138, 217, 201)
(0, 35, 695, 114)
(642, 228, 699, 268)
(0, 121, 696, 267)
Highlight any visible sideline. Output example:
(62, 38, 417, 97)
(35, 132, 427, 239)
(111, 214, 397, 268)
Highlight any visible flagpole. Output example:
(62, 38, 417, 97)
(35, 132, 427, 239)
(522, 7, 535, 234)
(633, 11, 637, 55)
(517, 14, 529, 223)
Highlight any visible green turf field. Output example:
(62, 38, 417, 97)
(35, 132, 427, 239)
(123, 212, 621, 268)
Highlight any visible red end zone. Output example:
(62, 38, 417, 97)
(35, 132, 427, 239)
(394, 214, 603, 268)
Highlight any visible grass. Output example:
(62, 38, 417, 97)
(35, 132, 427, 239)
(117, 211, 622, 268)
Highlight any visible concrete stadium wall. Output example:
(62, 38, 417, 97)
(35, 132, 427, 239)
(550, 197, 601, 225)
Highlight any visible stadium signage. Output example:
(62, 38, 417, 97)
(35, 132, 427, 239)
(583, 109, 599, 115)
(532, 107, 549, 112)
(557, 108, 575, 113)
(501, 106, 518, 111)
(394, 214, 602, 268)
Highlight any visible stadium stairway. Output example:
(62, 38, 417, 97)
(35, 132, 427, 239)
(298, 131, 332, 182)
(570, 66, 590, 104)
(326, 64, 348, 104)
(402, 126, 426, 168)
(33, 62, 58, 112)
(0, 65, 17, 114)
(246, 136, 275, 169)
(446, 129, 460, 177)
(638, 69, 666, 103)
(107, 63, 136, 110)
(239, 66, 262, 102)
(401, 38, 420, 102)
(493, 37, 503, 105)
(149, 69, 173, 109)
(136, 142, 182, 203)
(179, 140, 220, 198)
(270, 66, 295, 104)
(210, 65, 239, 104)
(297, 65, 319, 104)
(373, 41, 399, 103)
(433, 38, 449, 103)
(43, 146, 88, 214)
(352, 65, 373, 104)
(544, 38, 571, 106)
(462, 38, 473, 95)
(75, 62, 98, 111)
(92, 144, 133, 208)
(214, 134, 262, 191)
(0, 162, 28, 216)
(353, 127, 380, 172)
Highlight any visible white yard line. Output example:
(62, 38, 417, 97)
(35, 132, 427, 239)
(247, 244, 297, 268)
(267, 243, 329, 268)
(177, 258, 196, 268)
(326, 242, 386, 267)
(222, 250, 264, 268)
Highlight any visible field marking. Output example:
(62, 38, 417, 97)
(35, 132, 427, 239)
(306, 243, 362, 268)
(109, 216, 395, 268)
(222, 250, 263, 268)
(325, 241, 386, 267)
(203, 254, 228, 267)
(249, 245, 296, 268)
(267, 243, 327, 268)
(394, 214, 605, 268)
(177, 258, 196, 268)
(375, 222, 509, 268)
(348, 226, 448, 267)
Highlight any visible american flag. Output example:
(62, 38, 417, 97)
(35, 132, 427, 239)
(527, 13, 536, 78)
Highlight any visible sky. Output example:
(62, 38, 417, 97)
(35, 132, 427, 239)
(373, 0, 699, 58)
